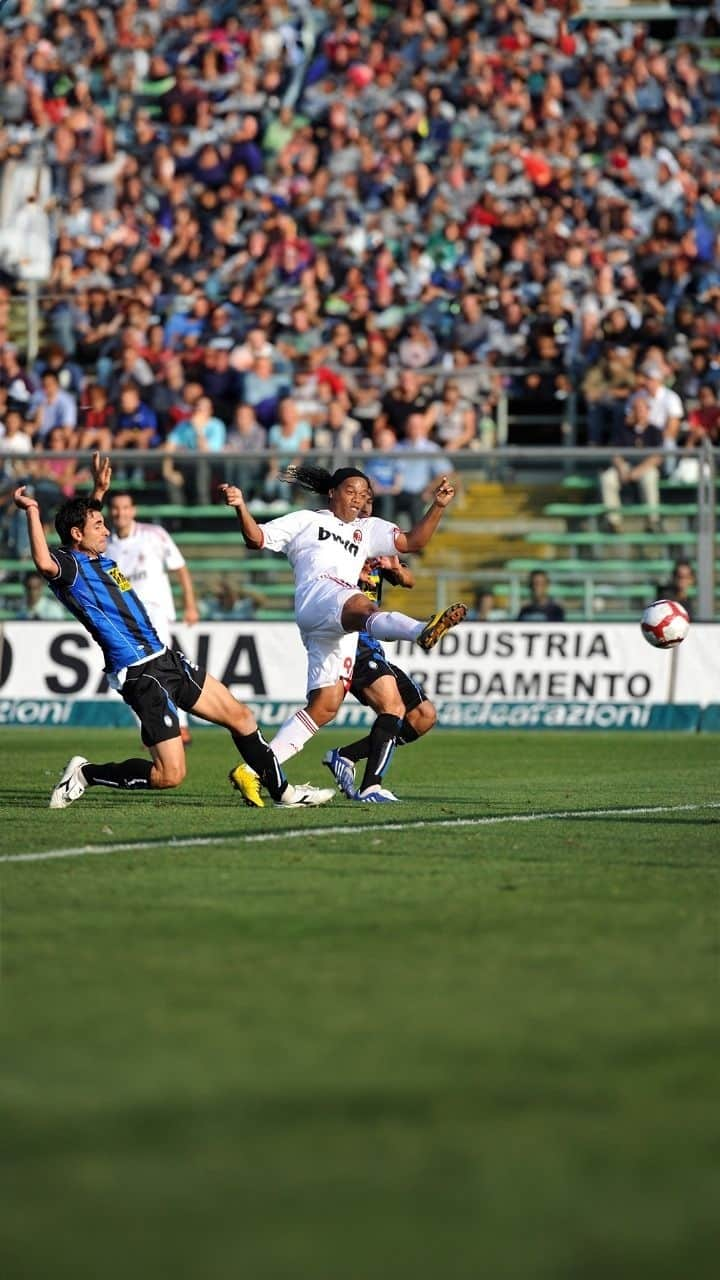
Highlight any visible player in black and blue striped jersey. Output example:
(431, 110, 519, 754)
(13, 474, 334, 811)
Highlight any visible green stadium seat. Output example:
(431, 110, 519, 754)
(172, 532, 239, 546)
(526, 530, 701, 550)
(245, 583, 294, 598)
(182, 556, 287, 573)
(0, 560, 35, 574)
(183, 558, 261, 573)
(543, 503, 698, 521)
(133, 501, 291, 522)
(504, 557, 674, 575)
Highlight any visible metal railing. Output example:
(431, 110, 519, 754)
(1, 442, 717, 618)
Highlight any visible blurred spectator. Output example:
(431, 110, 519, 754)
(656, 560, 696, 620)
(0, 408, 33, 478)
(224, 403, 267, 498)
(34, 345, 83, 398)
(200, 581, 261, 623)
(33, 426, 88, 500)
(582, 347, 636, 446)
(0, 406, 34, 554)
(636, 361, 685, 446)
(19, 571, 67, 621)
(76, 383, 115, 453)
(113, 384, 160, 452)
(364, 427, 404, 523)
(452, 294, 491, 356)
(150, 360, 197, 438)
(685, 385, 720, 446)
(199, 345, 242, 426)
(394, 414, 448, 527)
(163, 396, 227, 506)
(428, 381, 478, 451)
(378, 370, 433, 441)
(517, 571, 566, 623)
(75, 287, 123, 368)
(32, 371, 77, 446)
(600, 395, 664, 533)
(242, 354, 289, 429)
(469, 588, 506, 621)
(265, 398, 312, 499)
(230, 328, 277, 373)
(313, 399, 366, 460)
(398, 320, 439, 370)
(106, 335, 155, 403)
(1, 346, 35, 414)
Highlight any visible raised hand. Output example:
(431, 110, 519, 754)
(13, 485, 40, 512)
(91, 451, 112, 496)
(219, 483, 245, 508)
(432, 476, 456, 508)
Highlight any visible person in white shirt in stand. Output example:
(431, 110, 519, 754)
(101, 480, 199, 746)
(634, 359, 684, 468)
(222, 463, 466, 805)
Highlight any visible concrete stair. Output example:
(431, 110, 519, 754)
(384, 481, 562, 615)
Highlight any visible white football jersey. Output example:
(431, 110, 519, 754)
(260, 509, 398, 608)
(106, 521, 185, 634)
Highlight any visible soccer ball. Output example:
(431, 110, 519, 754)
(640, 599, 690, 649)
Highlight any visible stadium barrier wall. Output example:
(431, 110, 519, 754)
(1, 622, 719, 731)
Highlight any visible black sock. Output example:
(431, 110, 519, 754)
(232, 729, 287, 801)
(397, 720, 420, 746)
(338, 735, 371, 764)
(82, 760, 153, 790)
(358, 714, 403, 793)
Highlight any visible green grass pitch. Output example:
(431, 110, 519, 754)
(2, 728, 718, 1280)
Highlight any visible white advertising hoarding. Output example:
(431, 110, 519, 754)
(1, 622, 718, 727)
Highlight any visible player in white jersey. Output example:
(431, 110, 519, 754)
(222, 463, 466, 805)
(105, 491, 199, 745)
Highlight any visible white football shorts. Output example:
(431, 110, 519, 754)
(295, 578, 361, 692)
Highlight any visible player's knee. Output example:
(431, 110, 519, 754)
(413, 701, 438, 735)
(307, 686, 345, 723)
(152, 759, 186, 789)
(230, 704, 256, 736)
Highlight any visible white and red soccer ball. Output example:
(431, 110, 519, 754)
(640, 599, 690, 649)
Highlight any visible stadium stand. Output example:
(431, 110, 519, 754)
(0, 0, 718, 621)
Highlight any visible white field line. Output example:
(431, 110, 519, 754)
(2, 801, 719, 866)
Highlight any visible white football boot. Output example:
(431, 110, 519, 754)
(49, 756, 89, 809)
(279, 783, 335, 807)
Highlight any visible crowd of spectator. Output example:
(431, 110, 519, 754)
(1, 0, 720, 557)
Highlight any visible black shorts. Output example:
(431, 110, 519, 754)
(350, 644, 426, 713)
(121, 650, 206, 747)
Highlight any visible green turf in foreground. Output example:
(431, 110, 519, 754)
(1, 730, 718, 1279)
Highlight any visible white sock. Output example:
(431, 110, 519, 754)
(271, 708, 319, 763)
(365, 611, 425, 643)
(178, 708, 189, 730)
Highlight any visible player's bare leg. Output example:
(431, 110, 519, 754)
(146, 737, 187, 788)
(340, 592, 467, 651)
(329, 675, 405, 801)
(193, 672, 334, 808)
(326, 682, 437, 802)
(267, 680, 346, 765)
(399, 699, 438, 741)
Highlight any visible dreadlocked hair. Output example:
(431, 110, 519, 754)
(281, 464, 370, 494)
